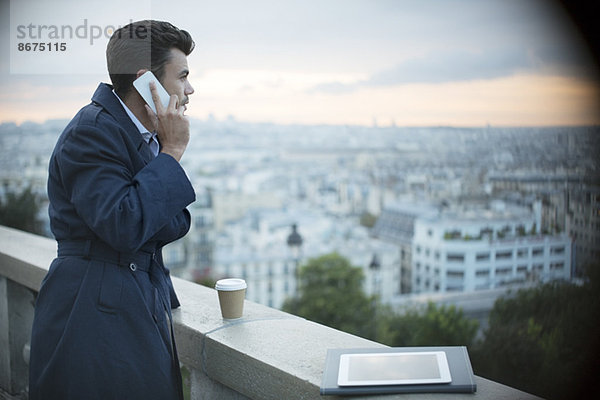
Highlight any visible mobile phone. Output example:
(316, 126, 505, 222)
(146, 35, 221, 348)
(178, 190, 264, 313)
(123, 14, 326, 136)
(132, 71, 171, 114)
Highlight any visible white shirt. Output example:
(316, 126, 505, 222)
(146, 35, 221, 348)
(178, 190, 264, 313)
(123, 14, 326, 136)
(112, 90, 160, 157)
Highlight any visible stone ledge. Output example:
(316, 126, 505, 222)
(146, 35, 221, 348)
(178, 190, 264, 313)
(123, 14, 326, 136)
(0, 227, 54, 292)
(172, 276, 542, 399)
(0, 226, 542, 399)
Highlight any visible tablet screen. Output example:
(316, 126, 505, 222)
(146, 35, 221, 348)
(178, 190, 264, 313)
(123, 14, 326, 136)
(337, 351, 452, 386)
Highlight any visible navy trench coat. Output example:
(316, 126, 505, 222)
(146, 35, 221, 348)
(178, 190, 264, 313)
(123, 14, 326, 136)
(29, 83, 195, 400)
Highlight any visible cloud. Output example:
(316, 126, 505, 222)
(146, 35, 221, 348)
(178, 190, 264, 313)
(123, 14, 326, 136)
(310, 41, 600, 95)
(379, 48, 533, 83)
(311, 47, 547, 94)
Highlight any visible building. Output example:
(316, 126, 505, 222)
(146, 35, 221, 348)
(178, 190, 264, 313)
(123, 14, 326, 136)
(371, 201, 439, 294)
(411, 203, 572, 294)
(489, 174, 600, 276)
(205, 207, 400, 309)
(567, 184, 600, 276)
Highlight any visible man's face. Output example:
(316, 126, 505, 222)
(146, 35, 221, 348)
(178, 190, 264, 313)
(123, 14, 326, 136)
(160, 48, 194, 113)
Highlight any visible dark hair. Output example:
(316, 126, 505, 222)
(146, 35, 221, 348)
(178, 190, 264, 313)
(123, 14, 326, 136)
(106, 20, 194, 97)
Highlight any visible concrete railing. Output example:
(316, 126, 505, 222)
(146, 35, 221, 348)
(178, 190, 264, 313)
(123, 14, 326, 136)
(0, 225, 541, 399)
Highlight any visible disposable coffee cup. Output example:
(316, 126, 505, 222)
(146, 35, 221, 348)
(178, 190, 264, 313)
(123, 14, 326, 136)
(215, 278, 247, 319)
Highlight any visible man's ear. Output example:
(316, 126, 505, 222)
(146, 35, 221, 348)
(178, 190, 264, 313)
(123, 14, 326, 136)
(135, 69, 148, 79)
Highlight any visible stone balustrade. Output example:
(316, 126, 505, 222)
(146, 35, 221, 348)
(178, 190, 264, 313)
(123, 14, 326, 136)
(0, 225, 541, 399)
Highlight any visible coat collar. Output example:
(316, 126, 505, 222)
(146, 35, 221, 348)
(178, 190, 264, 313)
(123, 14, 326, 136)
(91, 83, 154, 161)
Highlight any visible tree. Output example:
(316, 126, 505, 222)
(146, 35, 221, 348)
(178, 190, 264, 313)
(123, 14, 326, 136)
(471, 264, 600, 400)
(359, 212, 377, 228)
(282, 253, 378, 340)
(282, 252, 480, 347)
(0, 185, 43, 235)
(377, 302, 479, 348)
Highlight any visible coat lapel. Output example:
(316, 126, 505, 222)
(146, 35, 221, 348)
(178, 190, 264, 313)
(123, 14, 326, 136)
(91, 83, 155, 164)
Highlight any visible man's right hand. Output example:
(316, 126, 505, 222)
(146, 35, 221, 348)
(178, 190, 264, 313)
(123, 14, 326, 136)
(147, 81, 189, 162)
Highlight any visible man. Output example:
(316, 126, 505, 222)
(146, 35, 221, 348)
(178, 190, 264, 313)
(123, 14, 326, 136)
(29, 20, 195, 400)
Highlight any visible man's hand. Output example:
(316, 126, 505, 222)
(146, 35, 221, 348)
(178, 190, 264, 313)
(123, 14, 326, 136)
(146, 81, 189, 162)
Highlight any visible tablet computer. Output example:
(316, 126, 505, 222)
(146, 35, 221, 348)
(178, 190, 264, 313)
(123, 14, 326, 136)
(337, 351, 452, 386)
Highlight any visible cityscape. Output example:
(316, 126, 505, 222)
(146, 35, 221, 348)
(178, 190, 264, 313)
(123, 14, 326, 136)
(1, 118, 598, 321)
(2, 1, 600, 397)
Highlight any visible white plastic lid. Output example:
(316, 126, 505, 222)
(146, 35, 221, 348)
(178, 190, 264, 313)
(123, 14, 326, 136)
(215, 278, 247, 291)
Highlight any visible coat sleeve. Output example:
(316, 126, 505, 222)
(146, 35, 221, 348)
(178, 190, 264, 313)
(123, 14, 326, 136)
(56, 122, 195, 253)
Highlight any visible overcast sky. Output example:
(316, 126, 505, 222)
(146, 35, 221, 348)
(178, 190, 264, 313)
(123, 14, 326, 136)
(1, 0, 598, 126)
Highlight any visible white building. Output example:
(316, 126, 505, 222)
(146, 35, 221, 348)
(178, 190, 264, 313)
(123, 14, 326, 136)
(411, 203, 572, 294)
(207, 207, 400, 309)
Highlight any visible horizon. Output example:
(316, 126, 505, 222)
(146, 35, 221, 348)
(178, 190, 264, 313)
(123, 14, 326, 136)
(2, 115, 599, 130)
